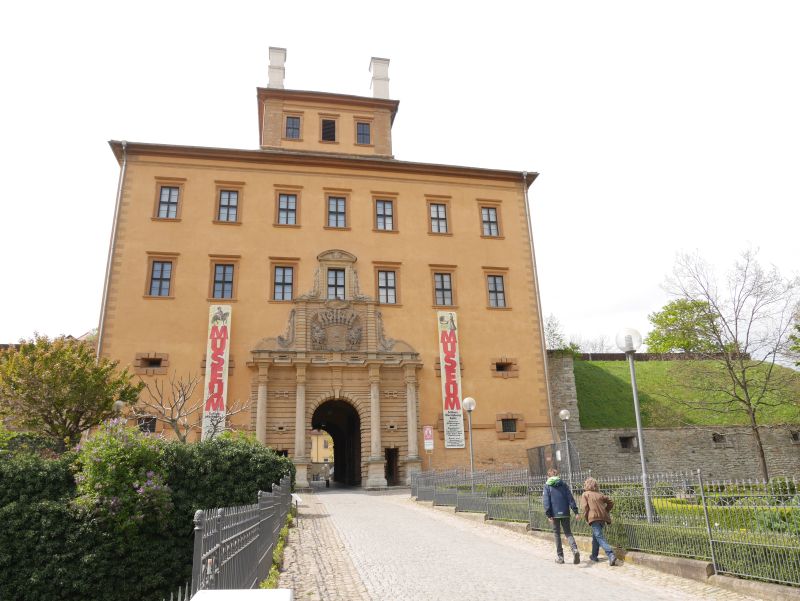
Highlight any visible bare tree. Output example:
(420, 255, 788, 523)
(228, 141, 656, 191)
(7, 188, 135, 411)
(664, 249, 800, 479)
(544, 314, 566, 350)
(135, 372, 249, 442)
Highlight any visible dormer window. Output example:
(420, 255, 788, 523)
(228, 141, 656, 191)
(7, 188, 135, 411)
(321, 118, 337, 142)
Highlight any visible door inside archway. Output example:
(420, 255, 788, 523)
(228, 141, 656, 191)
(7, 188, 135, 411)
(312, 400, 361, 486)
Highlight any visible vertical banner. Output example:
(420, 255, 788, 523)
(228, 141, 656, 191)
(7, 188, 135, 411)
(423, 425, 434, 451)
(202, 305, 232, 440)
(437, 311, 465, 448)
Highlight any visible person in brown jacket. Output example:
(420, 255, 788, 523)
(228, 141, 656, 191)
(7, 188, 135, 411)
(579, 477, 617, 565)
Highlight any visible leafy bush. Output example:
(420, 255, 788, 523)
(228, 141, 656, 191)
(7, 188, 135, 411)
(0, 450, 76, 505)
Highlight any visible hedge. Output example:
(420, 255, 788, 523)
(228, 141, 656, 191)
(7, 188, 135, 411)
(0, 429, 295, 601)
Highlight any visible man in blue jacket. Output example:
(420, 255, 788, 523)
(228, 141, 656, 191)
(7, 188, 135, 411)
(542, 467, 580, 564)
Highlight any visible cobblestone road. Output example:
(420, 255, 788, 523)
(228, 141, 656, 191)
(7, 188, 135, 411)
(280, 488, 759, 601)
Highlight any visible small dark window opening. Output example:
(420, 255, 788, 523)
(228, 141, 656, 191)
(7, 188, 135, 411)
(142, 357, 163, 368)
(276, 449, 289, 457)
(495, 362, 513, 372)
(792, 431, 800, 443)
(501, 418, 517, 433)
(321, 119, 336, 141)
(712, 433, 727, 444)
(619, 435, 636, 449)
(138, 416, 157, 433)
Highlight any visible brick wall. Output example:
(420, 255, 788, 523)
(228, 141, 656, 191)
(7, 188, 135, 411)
(547, 354, 800, 479)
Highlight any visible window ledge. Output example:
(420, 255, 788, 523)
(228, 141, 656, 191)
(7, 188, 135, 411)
(480, 235, 505, 240)
(207, 298, 238, 303)
(151, 217, 182, 222)
(373, 228, 399, 234)
(432, 305, 459, 309)
(282, 137, 304, 142)
(428, 232, 453, 237)
(319, 140, 339, 144)
(324, 226, 351, 231)
(273, 223, 301, 228)
(143, 295, 175, 300)
(355, 143, 375, 147)
(486, 306, 513, 311)
(378, 303, 403, 308)
(213, 220, 242, 226)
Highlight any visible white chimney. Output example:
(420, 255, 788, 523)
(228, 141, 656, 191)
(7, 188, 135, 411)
(370, 57, 390, 99)
(268, 47, 287, 89)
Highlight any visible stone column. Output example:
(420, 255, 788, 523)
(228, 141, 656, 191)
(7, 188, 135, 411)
(404, 365, 422, 484)
(293, 364, 310, 489)
(256, 364, 269, 444)
(366, 364, 387, 488)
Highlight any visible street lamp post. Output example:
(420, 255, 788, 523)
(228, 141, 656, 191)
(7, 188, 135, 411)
(558, 409, 572, 483)
(616, 328, 654, 523)
(463, 397, 476, 489)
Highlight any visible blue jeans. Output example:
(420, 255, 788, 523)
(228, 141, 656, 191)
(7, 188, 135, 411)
(590, 521, 614, 559)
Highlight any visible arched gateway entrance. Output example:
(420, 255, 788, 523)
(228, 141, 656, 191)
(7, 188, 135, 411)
(312, 399, 360, 486)
(249, 250, 423, 489)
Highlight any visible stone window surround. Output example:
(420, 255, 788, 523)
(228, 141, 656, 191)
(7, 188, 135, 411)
(373, 261, 402, 306)
(269, 256, 300, 302)
(143, 251, 179, 299)
(477, 198, 504, 239)
(490, 356, 519, 378)
(496, 412, 526, 440)
(134, 352, 169, 376)
(323, 188, 351, 230)
(208, 254, 241, 301)
(283, 111, 304, 141)
(213, 180, 245, 225)
(319, 113, 339, 144)
(152, 177, 186, 221)
(273, 185, 302, 227)
(354, 116, 374, 146)
(426, 195, 452, 236)
(483, 266, 511, 310)
(372, 192, 399, 233)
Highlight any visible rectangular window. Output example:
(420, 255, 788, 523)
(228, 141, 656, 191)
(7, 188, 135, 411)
(356, 122, 371, 144)
(157, 186, 179, 219)
(138, 416, 157, 433)
(327, 268, 345, 299)
(328, 196, 346, 228)
(217, 190, 238, 222)
(376, 200, 394, 231)
(323, 439, 329, 449)
(481, 207, 499, 236)
(501, 418, 517, 433)
(619, 435, 637, 450)
(321, 119, 336, 142)
(434, 272, 453, 306)
(273, 266, 293, 301)
(213, 264, 235, 299)
(430, 203, 448, 233)
(149, 261, 172, 297)
(378, 270, 397, 304)
(285, 116, 300, 139)
(278, 194, 297, 225)
(487, 275, 506, 308)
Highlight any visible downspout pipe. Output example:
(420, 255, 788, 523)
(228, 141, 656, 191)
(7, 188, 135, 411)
(522, 171, 558, 444)
(97, 141, 128, 360)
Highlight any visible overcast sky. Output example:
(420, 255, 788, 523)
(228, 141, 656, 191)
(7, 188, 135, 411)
(1, 1, 798, 347)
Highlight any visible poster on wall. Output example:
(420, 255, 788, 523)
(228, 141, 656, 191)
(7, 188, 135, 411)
(437, 311, 465, 448)
(201, 305, 232, 440)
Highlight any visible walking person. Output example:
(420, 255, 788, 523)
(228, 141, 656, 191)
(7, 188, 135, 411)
(542, 467, 580, 564)
(323, 463, 331, 488)
(579, 477, 617, 566)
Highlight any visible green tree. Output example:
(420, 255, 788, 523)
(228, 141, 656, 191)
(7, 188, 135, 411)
(0, 335, 143, 451)
(644, 299, 717, 353)
(660, 250, 800, 479)
(791, 322, 800, 366)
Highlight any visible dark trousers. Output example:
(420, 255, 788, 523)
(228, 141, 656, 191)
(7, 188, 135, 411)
(552, 517, 577, 557)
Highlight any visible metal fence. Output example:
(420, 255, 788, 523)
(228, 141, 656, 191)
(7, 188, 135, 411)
(412, 469, 800, 587)
(161, 475, 292, 599)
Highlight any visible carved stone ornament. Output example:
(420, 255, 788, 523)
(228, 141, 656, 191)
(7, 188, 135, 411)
(310, 307, 362, 351)
(376, 311, 396, 351)
(277, 309, 295, 348)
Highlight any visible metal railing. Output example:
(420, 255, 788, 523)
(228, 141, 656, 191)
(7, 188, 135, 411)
(170, 475, 292, 599)
(412, 468, 800, 587)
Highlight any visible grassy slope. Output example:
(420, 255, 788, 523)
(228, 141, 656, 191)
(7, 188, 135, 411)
(574, 360, 800, 429)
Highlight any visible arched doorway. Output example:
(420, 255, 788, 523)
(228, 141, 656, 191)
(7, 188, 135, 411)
(312, 399, 361, 486)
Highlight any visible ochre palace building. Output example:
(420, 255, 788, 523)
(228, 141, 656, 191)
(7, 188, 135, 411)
(97, 49, 553, 488)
